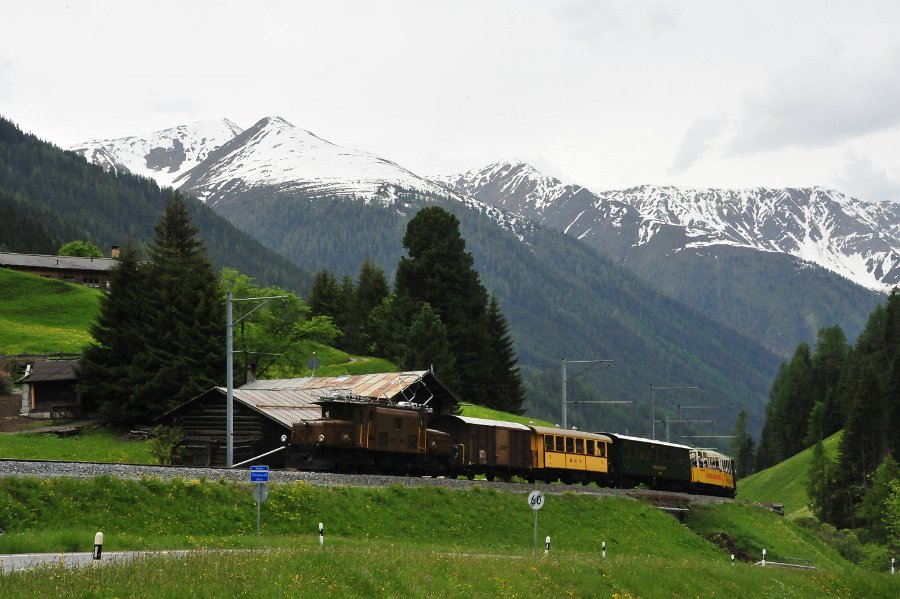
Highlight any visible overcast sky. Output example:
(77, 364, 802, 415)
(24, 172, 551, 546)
(2, 1, 900, 202)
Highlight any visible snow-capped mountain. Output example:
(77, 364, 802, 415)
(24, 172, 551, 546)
(449, 161, 900, 294)
(71, 116, 455, 207)
(69, 118, 243, 189)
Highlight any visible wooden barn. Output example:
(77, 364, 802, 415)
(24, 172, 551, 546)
(0, 250, 119, 289)
(157, 370, 457, 468)
(16, 359, 81, 419)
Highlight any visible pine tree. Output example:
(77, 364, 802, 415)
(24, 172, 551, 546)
(394, 207, 492, 406)
(810, 326, 850, 437)
(125, 191, 225, 424)
(355, 258, 389, 353)
(401, 302, 458, 392)
(485, 294, 526, 414)
(307, 269, 341, 317)
(807, 438, 838, 523)
(77, 241, 146, 420)
(730, 409, 755, 479)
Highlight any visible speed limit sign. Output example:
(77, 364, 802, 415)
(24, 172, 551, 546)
(528, 490, 545, 510)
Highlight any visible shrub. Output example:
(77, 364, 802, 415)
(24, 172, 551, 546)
(148, 425, 186, 465)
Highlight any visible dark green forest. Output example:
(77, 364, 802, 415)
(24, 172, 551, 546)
(0, 116, 313, 293)
(754, 291, 900, 550)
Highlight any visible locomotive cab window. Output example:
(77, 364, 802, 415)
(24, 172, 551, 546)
(597, 442, 606, 458)
(394, 417, 403, 430)
(586, 440, 595, 455)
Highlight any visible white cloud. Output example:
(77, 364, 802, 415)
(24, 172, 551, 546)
(670, 115, 727, 171)
(834, 150, 900, 204)
(729, 44, 900, 154)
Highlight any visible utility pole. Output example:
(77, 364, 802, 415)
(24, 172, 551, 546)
(226, 293, 288, 468)
(561, 359, 626, 430)
(650, 385, 698, 440)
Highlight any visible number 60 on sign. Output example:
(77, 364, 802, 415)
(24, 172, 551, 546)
(528, 490, 544, 510)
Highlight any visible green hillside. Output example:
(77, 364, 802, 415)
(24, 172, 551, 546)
(0, 268, 99, 354)
(0, 478, 895, 596)
(737, 431, 843, 519)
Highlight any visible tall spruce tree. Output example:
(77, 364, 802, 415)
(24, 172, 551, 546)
(307, 270, 341, 317)
(730, 409, 755, 479)
(355, 258, 389, 354)
(125, 191, 225, 424)
(486, 294, 526, 414)
(78, 241, 146, 420)
(393, 207, 492, 406)
(401, 302, 458, 391)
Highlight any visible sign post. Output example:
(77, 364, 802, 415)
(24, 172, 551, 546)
(250, 466, 270, 535)
(528, 490, 545, 557)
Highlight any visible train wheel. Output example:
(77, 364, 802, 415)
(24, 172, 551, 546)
(486, 473, 496, 482)
(527, 476, 536, 484)
(466, 473, 475, 481)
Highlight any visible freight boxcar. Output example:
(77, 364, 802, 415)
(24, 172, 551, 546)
(528, 426, 612, 485)
(429, 415, 531, 481)
(603, 433, 692, 491)
(289, 396, 454, 475)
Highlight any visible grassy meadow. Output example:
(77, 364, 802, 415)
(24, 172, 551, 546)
(737, 431, 843, 519)
(0, 268, 100, 354)
(0, 478, 897, 597)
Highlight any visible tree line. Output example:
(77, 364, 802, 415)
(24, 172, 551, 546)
(79, 200, 526, 426)
(306, 206, 526, 414)
(750, 290, 900, 548)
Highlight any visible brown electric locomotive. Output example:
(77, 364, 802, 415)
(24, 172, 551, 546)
(288, 395, 456, 475)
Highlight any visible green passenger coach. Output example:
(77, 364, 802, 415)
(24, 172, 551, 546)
(603, 433, 692, 491)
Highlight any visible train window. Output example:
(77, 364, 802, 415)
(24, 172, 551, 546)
(575, 438, 584, 454)
(586, 440, 595, 455)
(545, 436, 554, 451)
(555, 436, 564, 452)
(378, 432, 389, 447)
(565, 437, 574, 453)
(394, 418, 403, 430)
(598, 442, 606, 458)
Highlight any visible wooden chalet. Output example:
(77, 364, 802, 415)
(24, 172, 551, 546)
(157, 370, 458, 468)
(16, 359, 81, 419)
(0, 248, 119, 289)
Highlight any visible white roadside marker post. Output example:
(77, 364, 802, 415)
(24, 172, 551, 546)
(602, 541, 606, 559)
(544, 535, 551, 557)
(762, 548, 766, 567)
(731, 554, 735, 566)
(891, 557, 895, 574)
(92, 531, 103, 560)
(319, 522, 324, 547)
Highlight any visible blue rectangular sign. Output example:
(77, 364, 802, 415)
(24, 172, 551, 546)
(250, 465, 269, 482)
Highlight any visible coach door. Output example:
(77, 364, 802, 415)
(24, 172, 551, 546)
(495, 427, 510, 464)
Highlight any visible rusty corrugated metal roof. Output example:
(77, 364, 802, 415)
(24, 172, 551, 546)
(240, 371, 430, 402)
(227, 387, 321, 428)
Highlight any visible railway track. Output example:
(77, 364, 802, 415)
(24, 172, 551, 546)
(0, 458, 733, 507)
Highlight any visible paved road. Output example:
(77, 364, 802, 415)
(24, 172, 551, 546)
(0, 549, 197, 574)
